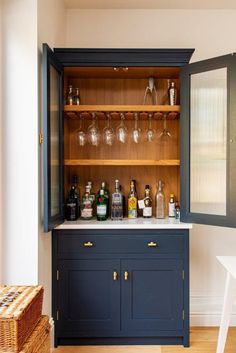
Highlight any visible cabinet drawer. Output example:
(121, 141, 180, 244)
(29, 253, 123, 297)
(56, 231, 184, 255)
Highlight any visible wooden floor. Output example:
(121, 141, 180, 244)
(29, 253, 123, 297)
(53, 327, 236, 353)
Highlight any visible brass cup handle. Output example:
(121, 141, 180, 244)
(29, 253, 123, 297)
(83, 241, 94, 247)
(113, 271, 118, 281)
(124, 271, 129, 281)
(148, 241, 157, 247)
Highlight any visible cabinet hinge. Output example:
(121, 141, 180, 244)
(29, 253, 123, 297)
(182, 270, 185, 280)
(39, 132, 43, 145)
(182, 310, 185, 320)
(56, 270, 59, 281)
(56, 310, 59, 321)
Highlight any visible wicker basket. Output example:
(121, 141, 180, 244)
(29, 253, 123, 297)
(19, 315, 50, 353)
(0, 286, 44, 352)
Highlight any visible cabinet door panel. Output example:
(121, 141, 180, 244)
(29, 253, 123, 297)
(121, 259, 183, 332)
(57, 259, 120, 336)
(181, 53, 236, 227)
(43, 43, 64, 232)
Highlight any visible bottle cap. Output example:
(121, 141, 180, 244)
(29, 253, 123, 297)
(170, 193, 174, 197)
(145, 185, 150, 189)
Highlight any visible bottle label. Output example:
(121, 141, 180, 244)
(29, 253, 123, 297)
(138, 199, 145, 209)
(97, 205, 107, 216)
(128, 196, 137, 210)
(112, 193, 122, 204)
(81, 208, 93, 218)
(143, 207, 152, 217)
(169, 203, 175, 217)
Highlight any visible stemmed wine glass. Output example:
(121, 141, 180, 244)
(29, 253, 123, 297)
(158, 113, 172, 140)
(131, 112, 141, 144)
(87, 112, 101, 146)
(76, 113, 87, 146)
(146, 113, 156, 142)
(116, 113, 127, 144)
(103, 113, 115, 146)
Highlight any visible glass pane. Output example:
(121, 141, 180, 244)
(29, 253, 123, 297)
(190, 68, 227, 215)
(50, 65, 60, 217)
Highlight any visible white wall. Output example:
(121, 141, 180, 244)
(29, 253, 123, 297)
(37, 0, 65, 316)
(65, 9, 236, 325)
(1, 0, 38, 284)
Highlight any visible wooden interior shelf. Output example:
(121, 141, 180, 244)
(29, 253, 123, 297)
(64, 105, 180, 120)
(64, 159, 180, 166)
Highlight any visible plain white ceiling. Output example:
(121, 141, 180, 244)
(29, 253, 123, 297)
(64, 0, 236, 9)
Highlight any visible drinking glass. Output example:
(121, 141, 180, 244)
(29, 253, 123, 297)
(76, 113, 87, 146)
(158, 113, 172, 140)
(116, 113, 127, 144)
(146, 113, 156, 142)
(87, 112, 101, 146)
(103, 113, 115, 146)
(131, 113, 141, 144)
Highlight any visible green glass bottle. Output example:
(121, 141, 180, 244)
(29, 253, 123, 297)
(97, 189, 108, 221)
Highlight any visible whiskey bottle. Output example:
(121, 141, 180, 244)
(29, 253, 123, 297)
(81, 186, 93, 220)
(168, 194, 175, 217)
(156, 180, 165, 219)
(143, 185, 152, 218)
(73, 87, 80, 105)
(65, 181, 79, 221)
(111, 180, 123, 220)
(97, 189, 108, 221)
(128, 180, 138, 219)
(66, 85, 74, 105)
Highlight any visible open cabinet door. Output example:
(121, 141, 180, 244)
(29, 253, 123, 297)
(43, 43, 64, 232)
(181, 53, 236, 227)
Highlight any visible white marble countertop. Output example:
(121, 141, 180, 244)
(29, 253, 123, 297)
(56, 217, 192, 230)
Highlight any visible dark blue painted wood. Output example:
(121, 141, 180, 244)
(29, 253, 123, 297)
(57, 259, 120, 335)
(53, 48, 194, 67)
(121, 259, 183, 333)
(43, 43, 64, 232)
(180, 53, 236, 228)
(52, 229, 189, 346)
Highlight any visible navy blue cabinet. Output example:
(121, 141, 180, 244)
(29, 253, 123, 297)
(52, 229, 189, 347)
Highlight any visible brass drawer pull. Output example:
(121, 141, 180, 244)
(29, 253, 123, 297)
(113, 271, 118, 281)
(83, 241, 94, 247)
(148, 241, 157, 247)
(124, 271, 129, 281)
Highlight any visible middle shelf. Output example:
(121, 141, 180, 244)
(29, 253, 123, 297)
(64, 159, 180, 166)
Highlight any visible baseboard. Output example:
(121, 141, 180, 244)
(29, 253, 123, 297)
(190, 293, 236, 326)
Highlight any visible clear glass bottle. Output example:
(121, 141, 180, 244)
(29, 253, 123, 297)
(74, 87, 80, 105)
(97, 189, 108, 221)
(81, 186, 93, 220)
(168, 194, 175, 218)
(87, 180, 95, 204)
(156, 180, 165, 219)
(143, 185, 152, 218)
(66, 85, 74, 105)
(128, 180, 138, 219)
(168, 81, 177, 105)
(111, 180, 123, 220)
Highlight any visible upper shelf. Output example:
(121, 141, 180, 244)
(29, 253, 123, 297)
(64, 105, 180, 120)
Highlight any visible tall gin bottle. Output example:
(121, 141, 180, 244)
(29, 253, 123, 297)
(111, 180, 123, 220)
(156, 180, 165, 219)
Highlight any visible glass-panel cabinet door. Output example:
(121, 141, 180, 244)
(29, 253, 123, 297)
(181, 53, 236, 227)
(43, 44, 64, 232)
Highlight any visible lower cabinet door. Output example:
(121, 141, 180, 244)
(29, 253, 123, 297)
(57, 259, 120, 336)
(121, 259, 184, 333)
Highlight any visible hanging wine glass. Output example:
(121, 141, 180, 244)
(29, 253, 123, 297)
(158, 113, 172, 140)
(131, 112, 141, 144)
(103, 113, 115, 146)
(116, 113, 127, 144)
(76, 113, 87, 146)
(87, 112, 101, 146)
(146, 113, 156, 142)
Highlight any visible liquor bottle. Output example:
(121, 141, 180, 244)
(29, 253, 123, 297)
(111, 180, 123, 220)
(66, 85, 74, 105)
(97, 189, 108, 221)
(87, 180, 95, 204)
(143, 185, 152, 218)
(156, 180, 165, 219)
(128, 180, 138, 219)
(81, 186, 93, 220)
(97, 181, 110, 217)
(65, 182, 79, 221)
(168, 81, 177, 105)
(168, 194, 175, 217)
(72, 174, 80, 215)
(175, 201, 180, 219)
(73, 87, 80, 105)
